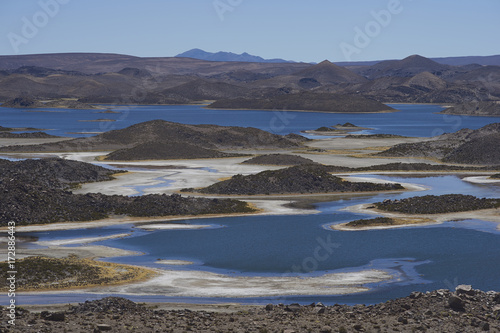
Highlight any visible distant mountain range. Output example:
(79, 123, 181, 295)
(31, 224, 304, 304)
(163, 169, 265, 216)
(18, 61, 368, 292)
(175, 49, 294, 63)
(1, 52, 499, 108)
(176, 49, 500, 67)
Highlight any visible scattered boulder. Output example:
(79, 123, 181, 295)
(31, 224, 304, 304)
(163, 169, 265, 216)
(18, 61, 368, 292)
(448, 295, 465, 311)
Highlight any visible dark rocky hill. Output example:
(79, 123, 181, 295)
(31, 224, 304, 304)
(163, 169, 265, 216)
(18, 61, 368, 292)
(357, 55, 452, 79)
(104, 141, 246, 160)
(442, 133, 500, 164)
(378, 123, 500, 164)
(293, 60, 367, 84)
(375, 194, 500, 214)
(189, 165, 403, 195)
(208, 92, 395, 113)
(241, 154, 318, 166)
(0, 120, 305, 153)
(1, 96, 43, 108)
(161, 79, 249, 100)
(0, 158, 255, 225)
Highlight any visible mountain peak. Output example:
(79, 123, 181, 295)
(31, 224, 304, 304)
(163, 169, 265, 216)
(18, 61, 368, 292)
(175, 49, 293, 63)
(295, 60, 367, 84)
(400, 54, 443, 67)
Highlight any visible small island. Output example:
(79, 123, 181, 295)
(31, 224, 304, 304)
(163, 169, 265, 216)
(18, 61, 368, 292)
(302, 122, 373, 135)
(78, 118, 116, 122)
(104, 141, 246, 161)
(333, 217, 433, 230)
(182, 164, 404, 195)
(241, 154, 318, 166)
(337, 194, 500, 231)
(374, 194, 500, 214)
(207, 92, 395, 113)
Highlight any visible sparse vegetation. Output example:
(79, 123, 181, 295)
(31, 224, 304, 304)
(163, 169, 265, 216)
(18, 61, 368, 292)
(0, 255, 155, 291)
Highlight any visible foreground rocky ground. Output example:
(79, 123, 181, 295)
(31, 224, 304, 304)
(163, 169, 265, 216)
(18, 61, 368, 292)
(3, 286, 500, 332)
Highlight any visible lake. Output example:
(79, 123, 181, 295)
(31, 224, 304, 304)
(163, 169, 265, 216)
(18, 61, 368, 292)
(12, 175, 500, 305)
(2, 104, 500, 306)
(0, 103, 498, 138)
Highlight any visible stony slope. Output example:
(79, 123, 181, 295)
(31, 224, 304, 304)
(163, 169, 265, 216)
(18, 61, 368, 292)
(241, 154, 318, 166)
(2, 287, 499, 332)
(293, 60, 367, 84)
(0, 158, 255, 225)
(0, 120, 305, 153)
(378, 123, 500, 164)
(440, 101, 500, 116)
(375, 194, 500, 214)
(190, 165, 403, 195)
(208, 92, 395, 113)
(104, 141, 246, 160)
(357, 54, 452, 79)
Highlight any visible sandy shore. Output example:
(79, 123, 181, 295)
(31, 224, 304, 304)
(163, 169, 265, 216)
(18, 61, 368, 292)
(75, 268, 392, 297)
(137, 223, 213, 230)
(0, 244, 139, 261)
(463, 176, 500, 184)
(337, 203, 500, 231)
(35, 233, 131, 247)
(339, 175, 429, 192)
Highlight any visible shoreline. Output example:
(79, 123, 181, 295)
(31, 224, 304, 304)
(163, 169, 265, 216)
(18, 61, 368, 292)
(337, 203, 500, 231)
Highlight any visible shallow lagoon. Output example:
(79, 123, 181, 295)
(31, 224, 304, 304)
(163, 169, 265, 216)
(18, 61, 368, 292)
(13, 175, 500, 305)
(2, 103, 500, 305)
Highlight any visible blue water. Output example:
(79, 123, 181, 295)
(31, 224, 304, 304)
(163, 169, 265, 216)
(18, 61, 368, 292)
(11, 175, 500, 305)
(2, 104, 500, 305)
(0, 104, 498, 138)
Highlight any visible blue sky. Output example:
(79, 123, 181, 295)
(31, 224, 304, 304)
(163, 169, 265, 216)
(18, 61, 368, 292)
(1, 0, 499, 62)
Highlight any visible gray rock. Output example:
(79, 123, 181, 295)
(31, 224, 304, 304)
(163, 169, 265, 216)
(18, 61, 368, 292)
(456, 284, 475, 295)
(320, 326, 332, 333)
(96, 324, 112, 331)
(448, 295, 465, 310)
(265, 304, 274, 311)
(314, 307, 326, 314)
(410, 291, 424, 299)
(285, 303, 301, 312)
(41, 311, 65, 322)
